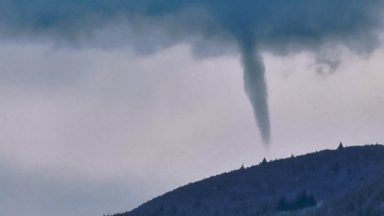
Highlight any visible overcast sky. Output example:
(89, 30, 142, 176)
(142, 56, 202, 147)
(1, 1, 384, 215)
(1, 38, 384, 216)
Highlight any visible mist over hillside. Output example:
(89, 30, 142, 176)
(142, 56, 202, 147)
(110, 144, 384, 216)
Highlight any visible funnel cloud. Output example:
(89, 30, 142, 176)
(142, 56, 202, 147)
(239, 39, 270, 144)
(1, 0, 384, 143)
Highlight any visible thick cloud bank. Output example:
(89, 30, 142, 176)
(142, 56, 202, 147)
(1, 0, 383, 143)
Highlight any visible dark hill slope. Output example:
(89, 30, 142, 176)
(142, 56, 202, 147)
(114, 145, 384, 216)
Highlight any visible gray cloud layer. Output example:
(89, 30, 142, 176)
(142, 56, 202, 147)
(1, 1, 382, 46)
(1, 0, 383, 143)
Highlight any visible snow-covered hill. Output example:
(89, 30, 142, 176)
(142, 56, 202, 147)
(112, 144, 384, 216)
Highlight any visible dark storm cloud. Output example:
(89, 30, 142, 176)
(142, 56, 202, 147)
(1, 0, 383, 143)
(1, 0, 382, 51)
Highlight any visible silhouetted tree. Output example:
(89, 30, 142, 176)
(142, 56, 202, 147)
(260, 158, 267, 165)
